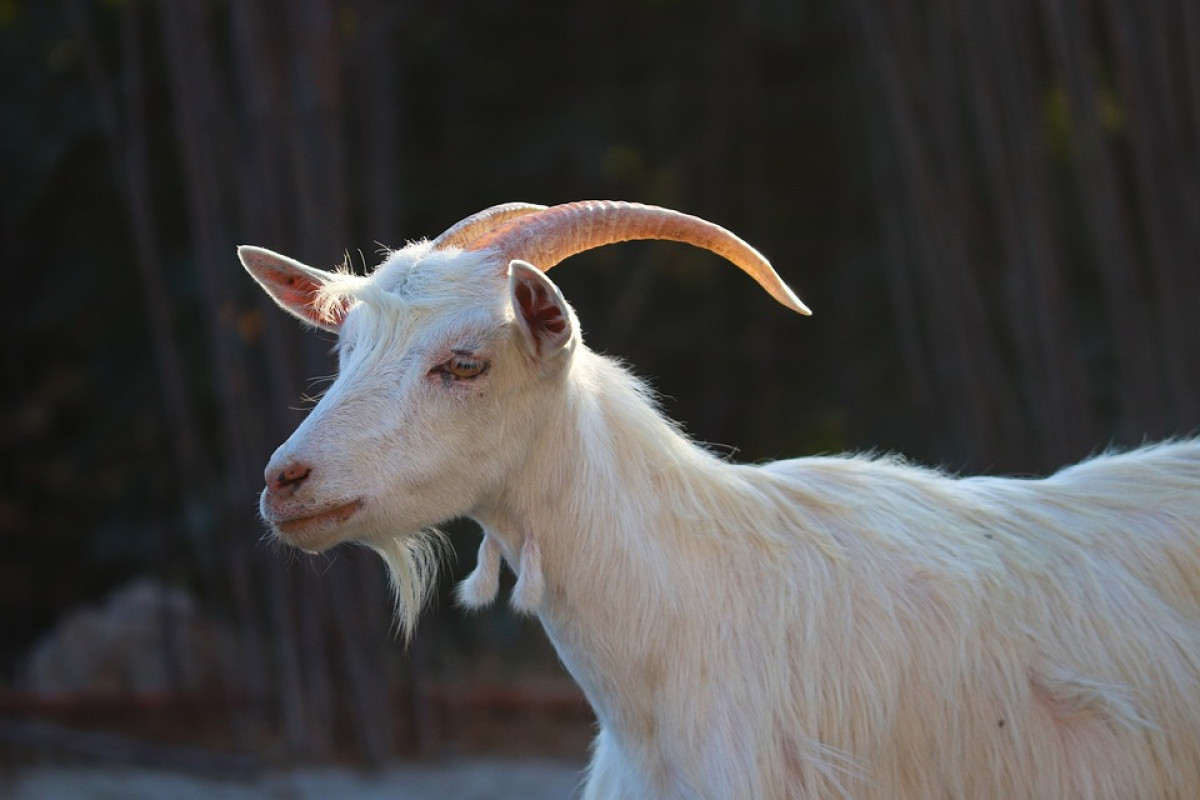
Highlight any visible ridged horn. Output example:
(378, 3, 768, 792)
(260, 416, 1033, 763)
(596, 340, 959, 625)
(464, 200, 810, 315)
(431, 202, 548, 250)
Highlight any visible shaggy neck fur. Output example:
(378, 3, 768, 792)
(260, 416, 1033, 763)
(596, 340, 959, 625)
(472, 349, 852, 797)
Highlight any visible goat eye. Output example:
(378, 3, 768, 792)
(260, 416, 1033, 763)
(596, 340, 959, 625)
(438, 355, 488, 380)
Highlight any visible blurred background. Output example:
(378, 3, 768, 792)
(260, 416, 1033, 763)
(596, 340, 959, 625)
(2, 0, 1198, 795)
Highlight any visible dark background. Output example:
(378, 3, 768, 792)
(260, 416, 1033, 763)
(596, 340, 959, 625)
(3, 0, 1198, 766)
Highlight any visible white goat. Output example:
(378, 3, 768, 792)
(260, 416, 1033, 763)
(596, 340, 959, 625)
(240, 201, 1200, 799)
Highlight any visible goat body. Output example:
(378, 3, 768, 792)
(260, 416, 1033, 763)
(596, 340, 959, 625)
(240, 202, 1200, 799)
(476, 351, 1200, 799)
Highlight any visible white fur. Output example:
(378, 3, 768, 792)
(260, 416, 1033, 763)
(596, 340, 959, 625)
(242, 234, 1200, 799)
(510, 530, 545, 613)
(458, 531, 502, 608)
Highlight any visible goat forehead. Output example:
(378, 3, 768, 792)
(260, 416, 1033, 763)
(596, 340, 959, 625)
(337, 294, 504, 363)
(370, 243, 505, 305)
(325, 246, 509, 347)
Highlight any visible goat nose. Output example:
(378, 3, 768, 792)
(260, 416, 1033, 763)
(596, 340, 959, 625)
(268, 462, 312, 492)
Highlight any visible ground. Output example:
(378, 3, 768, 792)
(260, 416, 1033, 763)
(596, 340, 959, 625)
(5, 758, 585, 799)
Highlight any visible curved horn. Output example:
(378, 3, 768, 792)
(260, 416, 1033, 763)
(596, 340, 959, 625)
(431, 202, 548, 250)
(465, 200, 809, 315)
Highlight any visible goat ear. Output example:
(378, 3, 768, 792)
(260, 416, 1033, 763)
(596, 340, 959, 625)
(509, 260, 574, 363)
(238, 245, 347, 332)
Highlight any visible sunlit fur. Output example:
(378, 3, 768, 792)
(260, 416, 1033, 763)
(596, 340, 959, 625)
(248, 238, 1200, 799)
(476, 348, 1200, 798)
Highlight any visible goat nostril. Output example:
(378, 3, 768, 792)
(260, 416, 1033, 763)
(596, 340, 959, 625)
(272, 463, 312, 489)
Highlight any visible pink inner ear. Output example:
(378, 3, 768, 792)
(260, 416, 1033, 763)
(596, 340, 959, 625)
(272, 267, 345, 328)
(516, 281, 566, 336)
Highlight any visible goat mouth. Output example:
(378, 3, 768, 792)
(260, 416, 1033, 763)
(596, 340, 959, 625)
(274, 499, 364, 540)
